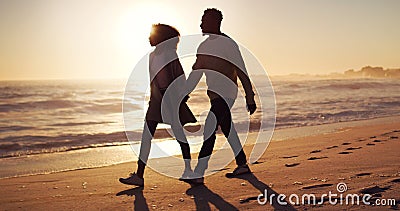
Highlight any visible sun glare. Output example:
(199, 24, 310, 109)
(117, 2, 181, 57)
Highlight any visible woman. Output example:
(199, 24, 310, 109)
(119, 24, 196, 186)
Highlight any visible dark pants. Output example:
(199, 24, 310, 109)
(198, 98, 247, 168)
(137, 120, 191, 178)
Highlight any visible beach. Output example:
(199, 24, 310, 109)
(1, 116, 399, 210)
(2, 1, 399, 210)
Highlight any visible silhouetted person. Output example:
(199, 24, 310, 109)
(120, 24, 196, 186)
(184, 8, 257, 184)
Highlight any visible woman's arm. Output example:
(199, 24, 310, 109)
(154, 65, 172, 90)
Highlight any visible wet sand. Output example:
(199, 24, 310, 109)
(0, 118, 399, 210)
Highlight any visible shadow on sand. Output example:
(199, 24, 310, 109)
(115, 173, 297, 210)
(232, 173, 297, 210)
(116, 187, 149, 211)
(186, 184, 239, 211)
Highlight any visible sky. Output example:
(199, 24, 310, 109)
(0, 0, 399, 80)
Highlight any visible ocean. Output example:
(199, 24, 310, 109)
(1, 77, 400, 158)
(0, 77, 399, 177)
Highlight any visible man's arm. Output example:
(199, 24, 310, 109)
(229, 40, 257, 114)
(231, 48, 256, 115)
(236, 67, 255, 103)
(182, 55, 204, 97)
(185, 69, 203, 94)
(236, 67, 257, 114)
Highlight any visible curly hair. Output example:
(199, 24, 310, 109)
(150, 23, 180, 46)
(203, 8, 223, 23)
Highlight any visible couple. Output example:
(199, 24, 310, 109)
(120, 8, 257, 186)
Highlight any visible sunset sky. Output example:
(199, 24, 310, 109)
(1, 0, 399, 80)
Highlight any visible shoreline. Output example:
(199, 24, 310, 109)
(0, 115, 399, 210)
(3, 113, 398, 159)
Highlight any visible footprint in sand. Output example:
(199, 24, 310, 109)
(239, 196, 259, 204)
(381, 131, 394, 136)
(285, 163, 300, 167)
(338, 151, 352, 154)
(346, 147, 362, 151)
(355, 172, 372, 177)
(310, 150, 321, 154)
(357, 139, 366, 142)
(342, 142, 351, 145)
(370, 136, 377, 138)
(211, 167, 230, 172)
(308, 156, 328, 160)
(301, 183, 333, 190)
(390, 136, 398, 139)
(366, 143, 375, 146)
(382, 130, 400, 136)
(373, 139, 382, 143)
(281, 155, 299, 159)
(359, 185, 391, 194)
(391, 178, 400, 183)
(326, 145, 338, 149)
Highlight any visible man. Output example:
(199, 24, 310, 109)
(184, 8, 257, 184)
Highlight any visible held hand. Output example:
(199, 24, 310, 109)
(183, 95, 190, 103)
(247, 104, 257, 115)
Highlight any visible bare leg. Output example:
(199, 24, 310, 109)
(137, 120, 158, 178)
(171, 122, 192, 173)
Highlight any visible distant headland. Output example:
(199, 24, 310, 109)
(344, 66, 400, 78)
(270, 66, 400, 80)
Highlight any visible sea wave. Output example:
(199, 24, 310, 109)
(0, 126, 36, 132)
(0, 100, 81, 112)
(0, 131, 131, 158)
(48, 121, 115, 127)
(0, 78, 399, 160)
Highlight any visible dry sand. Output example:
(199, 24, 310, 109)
(0, 119, 399, 210)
